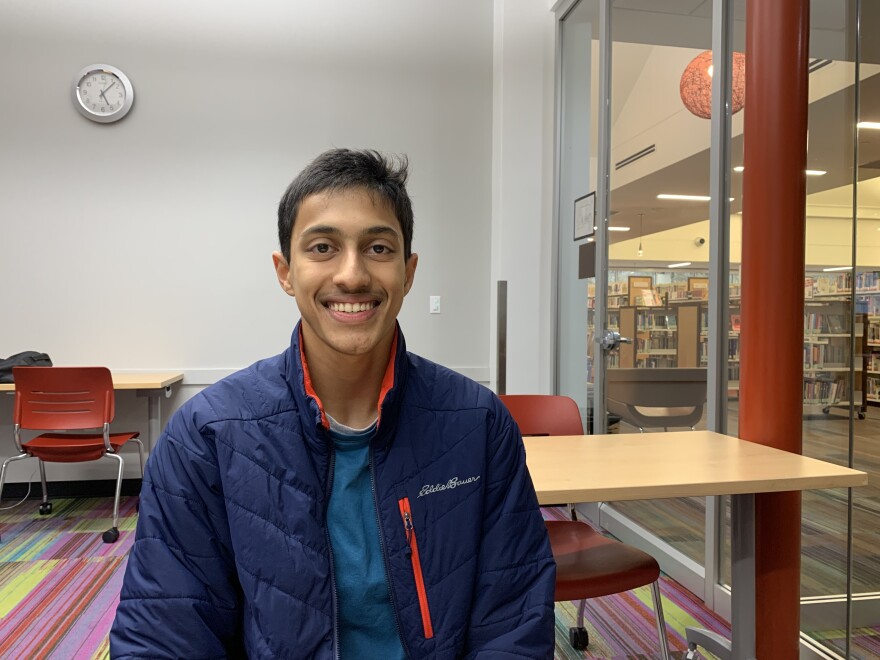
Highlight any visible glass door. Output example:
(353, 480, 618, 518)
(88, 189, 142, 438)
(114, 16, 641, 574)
(597, 0, 717, 601)
(556, 0, 600, 431)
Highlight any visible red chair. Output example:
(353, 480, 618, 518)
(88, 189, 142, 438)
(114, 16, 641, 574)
(499, 394, 670, 656)
(0, 367, 144, 544)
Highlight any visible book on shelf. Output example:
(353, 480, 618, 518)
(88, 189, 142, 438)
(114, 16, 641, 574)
(730, 313, 741, 332)
(826, 314, 846, 334)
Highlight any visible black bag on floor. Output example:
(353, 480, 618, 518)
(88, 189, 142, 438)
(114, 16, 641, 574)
(0, 351, 53, 383)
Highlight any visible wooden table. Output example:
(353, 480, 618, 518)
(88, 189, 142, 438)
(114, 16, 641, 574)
(1, 371, 184, 452)
(524, 431, 868, 660)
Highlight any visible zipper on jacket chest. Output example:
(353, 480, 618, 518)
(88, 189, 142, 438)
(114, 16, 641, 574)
(398, 496, 434, 639)
(324, 447, 340, 660)
(370, 447, 413, 659)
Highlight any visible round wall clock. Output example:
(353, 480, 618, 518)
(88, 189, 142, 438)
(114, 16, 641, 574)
(72, 64, 134, 123)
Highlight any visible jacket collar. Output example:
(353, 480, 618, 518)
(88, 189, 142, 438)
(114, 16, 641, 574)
(288, 321, 406, 435)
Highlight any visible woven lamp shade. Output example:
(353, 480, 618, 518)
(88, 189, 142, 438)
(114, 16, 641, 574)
(679, 50, 745, 119)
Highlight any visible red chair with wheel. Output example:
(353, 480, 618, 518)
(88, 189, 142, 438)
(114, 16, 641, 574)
(0, 366, 144, 544)
(499, 394, 670, 657)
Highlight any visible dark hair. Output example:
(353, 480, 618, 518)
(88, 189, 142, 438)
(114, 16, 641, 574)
(277, 148, 414, 262)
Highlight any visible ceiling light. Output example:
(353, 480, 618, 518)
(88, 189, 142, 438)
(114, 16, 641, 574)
(822, 266, 852, 272)
(668, 262, 692, 268)
(680, 51, 745, 119)
(608, 226, 630, 232)
(858, 121, 880, 129)
(657, 194, 711, 201)
(637, 213, 644, 257)
(734, 166, 825, 176)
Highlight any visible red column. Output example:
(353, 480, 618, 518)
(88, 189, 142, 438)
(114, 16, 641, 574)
(741, 0, 809, 657)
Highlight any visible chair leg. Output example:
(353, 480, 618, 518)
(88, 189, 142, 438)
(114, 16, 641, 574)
(130, 437, 145, 479)
(130, 437, 145, 513)
(650, 580, 671, 660)
(102, 452, 125, 543)
(0, 453, 33, 543)
(567, 598, 589, 650)
(38, 460, 52, 515)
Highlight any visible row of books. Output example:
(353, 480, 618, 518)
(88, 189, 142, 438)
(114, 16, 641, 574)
(854, 271, 880, 292)
(698, 339, 741, 361)
(803, 379, 841, 404)
(803, 343, 848, 369)
(636, 311, 677, 330)
(866, 376, 880, 401)
(858, 296, 880, 315)
(806, 273, 852, 297)
(635, 337, 676, 352)
(804, 313, 849, 334)
(867, 320, 880, 344)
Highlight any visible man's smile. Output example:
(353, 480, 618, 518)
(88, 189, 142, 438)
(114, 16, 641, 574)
(325, 300, 379, 313)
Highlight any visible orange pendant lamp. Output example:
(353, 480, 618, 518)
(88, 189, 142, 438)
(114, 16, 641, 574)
(680, 50, 746, 119)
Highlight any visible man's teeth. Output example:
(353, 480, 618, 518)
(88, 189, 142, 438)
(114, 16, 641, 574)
(328, 302, 376, 313)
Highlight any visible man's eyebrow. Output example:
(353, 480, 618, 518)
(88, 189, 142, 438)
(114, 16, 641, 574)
(300, 225, 342, 238)
(361, 226, 401, 240)
(299, 224, 401, 241)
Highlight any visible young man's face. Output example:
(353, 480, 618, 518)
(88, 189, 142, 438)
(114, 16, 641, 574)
(273, 187, 418, 362)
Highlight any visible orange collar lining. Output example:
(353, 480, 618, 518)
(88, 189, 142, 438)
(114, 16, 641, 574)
(297, 327, 398, 431)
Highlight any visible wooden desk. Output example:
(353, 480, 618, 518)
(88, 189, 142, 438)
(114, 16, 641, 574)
(2, 371, 184, 452)
(525, 431, 868, 660)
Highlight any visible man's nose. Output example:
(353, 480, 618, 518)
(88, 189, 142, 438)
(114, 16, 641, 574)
(333, 250, 371, 290)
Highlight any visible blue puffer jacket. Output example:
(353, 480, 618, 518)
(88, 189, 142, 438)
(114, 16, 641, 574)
(110, 325, 556, 659)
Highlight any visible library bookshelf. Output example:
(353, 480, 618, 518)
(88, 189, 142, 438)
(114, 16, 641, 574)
(587, 269, 877, 420)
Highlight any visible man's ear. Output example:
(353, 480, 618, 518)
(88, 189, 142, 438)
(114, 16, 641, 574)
(403, 253, 418, 295)
(272, 251, 296, 297)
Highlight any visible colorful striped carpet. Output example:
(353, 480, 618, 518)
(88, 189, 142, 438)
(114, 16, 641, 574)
(0, 496, 875, 658)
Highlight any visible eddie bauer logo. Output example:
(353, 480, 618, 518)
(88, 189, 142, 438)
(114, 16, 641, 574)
(418, 475, 481, 498)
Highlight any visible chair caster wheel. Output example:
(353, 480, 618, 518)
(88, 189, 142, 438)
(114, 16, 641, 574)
(569, 626, 589, 650)
(39, 502, 52, 515)
(102, 527, 120, 543)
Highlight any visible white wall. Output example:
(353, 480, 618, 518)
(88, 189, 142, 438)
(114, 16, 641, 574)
(0, 0, 559, 483)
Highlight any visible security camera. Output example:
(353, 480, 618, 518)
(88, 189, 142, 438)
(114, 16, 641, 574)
(695, 237, 706, 246)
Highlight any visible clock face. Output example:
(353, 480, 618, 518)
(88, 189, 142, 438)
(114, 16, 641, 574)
(73, 65, 134, 123)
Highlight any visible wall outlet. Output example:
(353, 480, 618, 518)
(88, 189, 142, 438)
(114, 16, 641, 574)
(430, 296, 441, 314)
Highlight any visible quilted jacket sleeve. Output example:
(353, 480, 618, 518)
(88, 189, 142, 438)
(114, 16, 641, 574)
(463, 405, 556, 658)
(109, 399, 243, 659)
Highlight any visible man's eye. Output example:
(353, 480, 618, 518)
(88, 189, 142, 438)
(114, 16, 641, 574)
(311, 243, 332, 254)
(369, 245, 392, 255)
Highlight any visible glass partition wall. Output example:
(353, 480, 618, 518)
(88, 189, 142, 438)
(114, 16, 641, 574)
(556, 0, 879, 655)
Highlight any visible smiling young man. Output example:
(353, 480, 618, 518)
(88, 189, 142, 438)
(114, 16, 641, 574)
(110, 149, 555, 659)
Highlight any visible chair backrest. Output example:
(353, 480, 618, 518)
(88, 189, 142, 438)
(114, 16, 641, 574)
(606, 368, 707, 408)
(606, 368, 707, 429)
(13, 366, 115, 431)
(499, 394, 584, 436)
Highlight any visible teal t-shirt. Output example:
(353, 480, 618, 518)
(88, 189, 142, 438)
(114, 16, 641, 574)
(326, 415, 406, 659)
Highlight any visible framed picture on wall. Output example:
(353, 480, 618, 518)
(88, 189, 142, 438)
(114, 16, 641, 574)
(574, 192, 595, 241)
